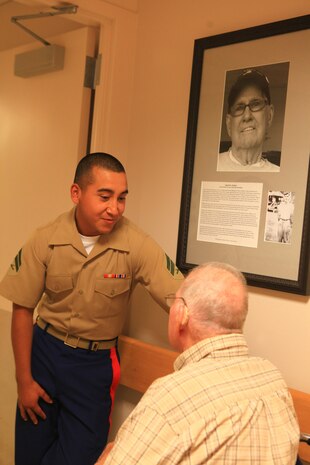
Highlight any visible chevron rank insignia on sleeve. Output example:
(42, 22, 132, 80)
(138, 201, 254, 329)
(9, 249, 22, 273)
(165, 254, 183, 278)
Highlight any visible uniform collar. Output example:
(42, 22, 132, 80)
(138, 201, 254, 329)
(48, 208, 130, 257)
(92, 217, 130, 255)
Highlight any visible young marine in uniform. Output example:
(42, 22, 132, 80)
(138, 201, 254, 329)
(0, 152, 183, 465)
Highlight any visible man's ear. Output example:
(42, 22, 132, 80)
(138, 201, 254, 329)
(226, 113, 232, 137)
(71, 183, 81, 205)
(267, 104, 274, 128)
(179, 305, 189, 328)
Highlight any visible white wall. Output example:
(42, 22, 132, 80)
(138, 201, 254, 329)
(0, 0, 309, 459)
(109, 0, 310, 437)
(123, 0, 310, 395)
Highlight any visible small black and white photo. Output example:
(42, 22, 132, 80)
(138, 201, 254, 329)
(264, 190, 295, 244)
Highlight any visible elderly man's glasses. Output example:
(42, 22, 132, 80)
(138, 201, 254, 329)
(230, 98, 268, 117)
(165, 294, 187, 308)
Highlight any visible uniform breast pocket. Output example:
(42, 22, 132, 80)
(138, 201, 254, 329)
(94, 277, 131, 317)
(95, 278, 131, 299)
(45, 275, 74, 302)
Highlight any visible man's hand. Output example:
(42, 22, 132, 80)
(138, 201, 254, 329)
(94, 442, 114, 464)
(17, 378, 53, 424)
(12, 304, 52, 424)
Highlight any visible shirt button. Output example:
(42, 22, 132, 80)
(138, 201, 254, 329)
(73, 312, 80, 318)
(110, 290, 115, 296)
(78, 289, 83, 295)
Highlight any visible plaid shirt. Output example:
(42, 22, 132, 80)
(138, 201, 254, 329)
(105, 334, 299, 464)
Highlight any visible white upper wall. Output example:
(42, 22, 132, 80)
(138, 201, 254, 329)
(124, 0, 310, 393)
(0, 0, 309, 390)
(0, 1, 309, 460)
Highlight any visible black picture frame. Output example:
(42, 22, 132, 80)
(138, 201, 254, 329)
(177, 15, 310, 295)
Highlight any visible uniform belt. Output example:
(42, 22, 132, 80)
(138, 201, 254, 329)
(36, 317, 117, 351)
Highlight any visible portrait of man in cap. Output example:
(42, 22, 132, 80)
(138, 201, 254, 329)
(217, 64, 289, 172)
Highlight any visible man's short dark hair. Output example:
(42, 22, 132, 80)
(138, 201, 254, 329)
(74, 152, 125, 187)
(228, 69, 271, 112)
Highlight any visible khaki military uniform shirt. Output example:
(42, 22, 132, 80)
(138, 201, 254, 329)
(0, 209, 183, 340)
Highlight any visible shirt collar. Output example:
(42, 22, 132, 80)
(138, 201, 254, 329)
(48, 208, 130, 257)
(229, 148, 267, 167)
(174, 333, 249, 371)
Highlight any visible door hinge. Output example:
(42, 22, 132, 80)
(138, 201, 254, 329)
(84, 54, 101, 89)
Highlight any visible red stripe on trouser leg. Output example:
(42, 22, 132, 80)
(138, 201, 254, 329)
(109, 347, 121, 426)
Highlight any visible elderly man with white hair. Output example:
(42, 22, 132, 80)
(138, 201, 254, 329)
(96, 262, 299, 465)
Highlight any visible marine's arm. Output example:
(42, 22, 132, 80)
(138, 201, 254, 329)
(131, 232, 184, 309)
(12, 303, 52, 424)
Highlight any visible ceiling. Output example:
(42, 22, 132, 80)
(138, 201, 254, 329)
(0, 0, 85, 51)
